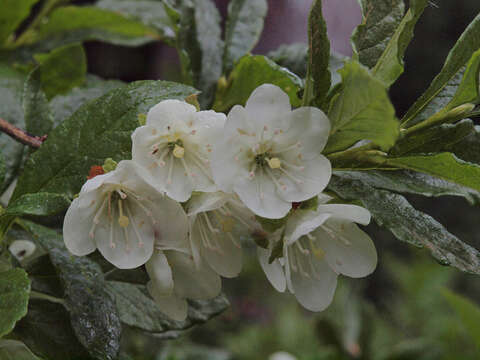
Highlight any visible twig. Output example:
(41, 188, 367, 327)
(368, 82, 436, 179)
(0, 118, 45, 148)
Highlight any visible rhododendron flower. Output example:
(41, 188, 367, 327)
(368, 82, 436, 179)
(212, 84, 332, 219)
(63, 160, 188, 269)
(146, 248, 221, 321)
(132, 100, 226, 202)
(186, 192, 263, 278)
(259, 195, 377, 311)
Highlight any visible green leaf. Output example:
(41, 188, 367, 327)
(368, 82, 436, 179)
(33, 43, 87, 100)
(213, 55, 303, 112)
(325, 61, 399, 153)
(306, 0, 331, 107)
(223, 0, 268, 73)
(268, 45, 346, 87)
(334, 170, 480, 205)
(402, 12, 480, 125)
(329, 52, 347, 88)
(371, 0, 428, 87)
(13, 300, 92, 360)
(0, 339, 43, 360)
(0, 0, 39, 46)
(0, 153, 6, 190)
(12, 80, 197, 200)
(0, 268, 30, 337)
(29, 6, 160, 50)
(23, 69, 53, 137)
(386, 152, 480, 193)
(351, 0, 405, 68)
(96, 0, 177, 46)
(329, 174, 480, 274)
(447, 49, 480, 109)
(50, 74, 125, 128)
(0, 64, 27, 193)
(5, 192, 70, 217)
(177, 0, 223, 107)
(404, 50, 480, 128)
(107, 281, 229, 335)
(255, 215, 287, 234)
(443, 289, 480, 350)
(18, 219, 121, 360)
(268, 43, 308, 78)
(446, 125, 480, 164)
(391, 119, 474, 156)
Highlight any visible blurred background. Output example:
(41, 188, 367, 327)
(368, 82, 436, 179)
(82, 1, 480, 359)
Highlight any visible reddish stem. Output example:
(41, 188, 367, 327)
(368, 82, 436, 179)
(0, 118, 45, 148)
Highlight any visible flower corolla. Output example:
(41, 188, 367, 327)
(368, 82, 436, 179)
(132, 100, 225, 202)
(211, 84, 332, 219)
(63, 160, 187, 269)
(186, 192, 263, 278)
(259, 195, 377, 311)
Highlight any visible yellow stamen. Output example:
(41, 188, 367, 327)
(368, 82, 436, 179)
(118, 200, 129, 228)
(267, 157, 281, 169)
(221, 218, 235, 233)
(173, 144, 185, 158)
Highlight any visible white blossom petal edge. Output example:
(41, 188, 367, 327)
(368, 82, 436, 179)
(146, 249, 222, 321)
(212, 84, 332, 219)
(132, 100, 226, 202)
(186, 192, 263, 278)
(259, 196, 377, 312)
(63, 160, 187, 269)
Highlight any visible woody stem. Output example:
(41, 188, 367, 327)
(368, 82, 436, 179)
(0, 118, 45, 148)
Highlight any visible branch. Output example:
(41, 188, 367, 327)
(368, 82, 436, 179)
(0, 118, 45, 148)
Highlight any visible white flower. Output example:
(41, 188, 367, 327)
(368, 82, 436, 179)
(211, 84, 332, 219)
(269, 352, 297, 360)
(9, 240, 36, 261)
(63, 160, 188, 269)
(186, 192, 263, 278)
(132, 100, 226, 202)
(259, 196, 377, 311)
(146, 249, 221, 321)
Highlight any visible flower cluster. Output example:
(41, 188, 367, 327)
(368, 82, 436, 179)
(63, 84, 377, 320)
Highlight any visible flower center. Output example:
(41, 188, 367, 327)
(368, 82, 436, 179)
(172, 144, 185, 158)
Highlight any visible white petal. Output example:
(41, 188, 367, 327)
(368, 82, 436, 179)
(131, 128, 196, 201)
(288, 247, 338, 312)
(186, 192, 228, 216)
(131, 126, 168, 193)
(167, 251, 221, 300)
(316, 204, 371, 225)
(276, 155, 331, 203)
(151, 196, 189, 253)
(95, 199, 155, 269)
(192, 110, 226, 136)
(314, 220, 377, 278)
(63, 197, 97, 256)
(276, 107, 331, 160)
(191, 214, 242, 278)
(188, 216, 202, 268)
(234, 172, 291, 219)
(211, 106, 255, 192)
(257, 247, 286, 292)
(182, 152, 217, 193)
(145, 251, 174, 295)
(147, 281, 188, 321)
(284, 209, 331, 245)
(108, 160, 164, 197)
(165, 158, 195, 202)
(145, 99, 196, 129)
(245, 84, 291, 131)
